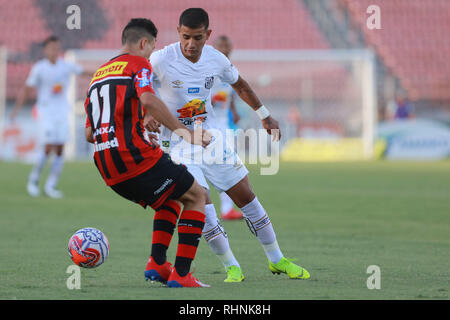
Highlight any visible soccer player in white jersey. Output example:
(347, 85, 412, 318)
(211, 35, 243, 221)
(149, 8, 310, 282)
(11, 36, 87, 198)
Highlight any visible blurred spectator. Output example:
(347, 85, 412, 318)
(386, 91, 415, 121)
(287, 104, 302, 136)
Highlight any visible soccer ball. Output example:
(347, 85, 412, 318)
(68, 227, 109, 268)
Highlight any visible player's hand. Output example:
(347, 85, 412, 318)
(262, 116, 281, 141)
(191, 128, 213, 148)
(144, 113, 161, 133)
(147, 132, 159, 145)
(232, 112, 240, 124)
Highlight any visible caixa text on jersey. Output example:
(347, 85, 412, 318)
(93, 125, 115, 138)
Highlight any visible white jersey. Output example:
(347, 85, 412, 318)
(211, 80, 235, 130)
(26, 57, 83, 120)
(150, 42, 239, 157)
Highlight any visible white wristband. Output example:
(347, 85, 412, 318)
(255, 105, 270, 120)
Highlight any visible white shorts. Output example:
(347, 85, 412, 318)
(38, 116, 70, 145)
(185, 157, 249, 192)
(165, 128, 248, 192)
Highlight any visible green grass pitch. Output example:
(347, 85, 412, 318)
(0, 160, 449, 300)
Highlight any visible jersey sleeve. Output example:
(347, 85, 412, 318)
(25, 63, 40, 88)
(232, 87, 239, 99)
(85, 116, 91, 128)
(133, 57, 155, 98)
(67, 62, 84, 75)
(149, 50, 163, 90)
(217, 52, 239, 85)
(84, 96, 92, 128)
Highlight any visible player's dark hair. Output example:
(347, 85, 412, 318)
(43, 35, 59, 47)
(179, 8, 209, 30)
(215, 35, 231, 43)
(122, 18, 158, 45)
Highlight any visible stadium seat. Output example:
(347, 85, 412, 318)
(342, 0, 450, 100)
(2, 0, 330, 99)
(4, 0, 449, 101)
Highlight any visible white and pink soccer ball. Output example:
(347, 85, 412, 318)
(68, 227, 109, 268)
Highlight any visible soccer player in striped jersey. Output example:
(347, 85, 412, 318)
(84, 18, 212, 288)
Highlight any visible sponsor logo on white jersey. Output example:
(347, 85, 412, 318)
(204, 76, 214, 89)
(171, 80, 184, 88)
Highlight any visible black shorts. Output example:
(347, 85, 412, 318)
(110, 153, 194, 211)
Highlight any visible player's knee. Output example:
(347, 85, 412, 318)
(181, 181, 206, 205)
(192, 183, 207, 203)
(231, 189, 255, 208)
(241, 191, 256, 207)
(44, 145, 53, 155)
(204, 191, 213, 205)
(55, 145, 64, 156)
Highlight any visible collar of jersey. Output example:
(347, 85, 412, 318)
(109, 53, 129, 61)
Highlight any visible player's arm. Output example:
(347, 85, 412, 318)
(85, 126, 94, 144)
(140, 92, 211, 147)
(81, 70, 95, 77)
(229, 92, 240, 124)
(68, 61, 96, 78)
(84, 96, 95, 144)
(84, 115, 94, 144)
(143, 110, 161, 133)
(11, 63, 41, 122)
(231, 75, 281, 140)
(10, 85, 34, 121)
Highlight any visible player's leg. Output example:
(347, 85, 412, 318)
(204, 149, 310, 279)
(44, 143, 64, 198)
(27, 143, 51, 197)
(144, 183, 208, 286)
(144, 199, 181, 282)
(110, 153, 209, 287)
(220, 191, 233, 214)
(145, 164, 207, 282)
(225, 175, 283, 262)
(167, 180, 210, 287)
(204, 161, 283, 263)
(226, 175, 310, 279)
(185, 163, 243, 282)
(44, 118, 68, 198)
(220, 191, 243, 220)
(216, 125, 243, 220)
(203, 191, 244, 282)
(27, 118, 55, 197)
(146, 156, 210, 287)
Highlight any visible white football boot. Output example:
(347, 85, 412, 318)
(44, 186, 63, 199)
(27, 180, 40, 197)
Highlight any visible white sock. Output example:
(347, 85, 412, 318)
(262, 240, 283, 265)
(29, 151, 48, 184)
(220, 192, 234, 214)
(216, 249, 239, 270)
(45, 155, 64, 190)
(202, 203, 240, 268)
(240, 196, 283, 264)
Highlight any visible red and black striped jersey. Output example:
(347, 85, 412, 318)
(84, 53, 163, 186)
